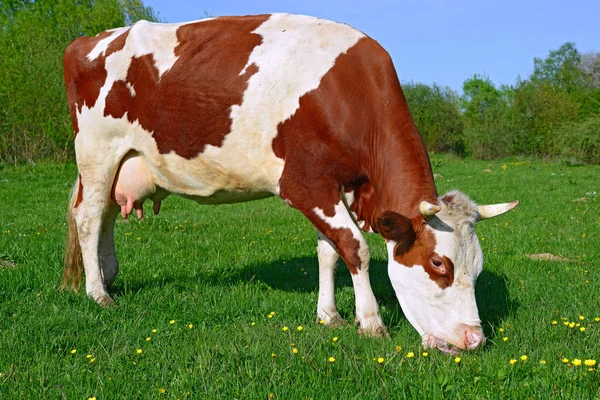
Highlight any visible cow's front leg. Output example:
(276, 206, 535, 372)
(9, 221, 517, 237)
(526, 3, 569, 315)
(316, 233, 347, 326)
(283, 185, 387, 337)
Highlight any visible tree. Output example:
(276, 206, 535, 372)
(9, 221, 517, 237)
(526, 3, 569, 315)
(531, 42, 586, 92)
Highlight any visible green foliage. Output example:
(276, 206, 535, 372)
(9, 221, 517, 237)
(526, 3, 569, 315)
(0, 0, 158, 164)
(1, 158, 599, 398)
(552, 114, 600, 164)
(403, 82, 464, 154)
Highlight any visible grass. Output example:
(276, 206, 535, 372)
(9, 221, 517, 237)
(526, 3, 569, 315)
(0, 155, 599, 399)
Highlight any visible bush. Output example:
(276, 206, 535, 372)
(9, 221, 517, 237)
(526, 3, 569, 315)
(551, 115, 600, 164)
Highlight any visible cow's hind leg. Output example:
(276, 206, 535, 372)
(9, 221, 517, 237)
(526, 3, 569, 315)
(316, 233, 347, 326)
(72, 159, 124, 306)
(281, 184, 387, 337)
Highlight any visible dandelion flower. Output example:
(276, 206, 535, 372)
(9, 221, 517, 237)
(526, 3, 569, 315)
(377, 357, 385, 364)
(580, 316, 585, 320)
(499, 328, 505, 333)
(319, 319, 325, 325)
(332, 337, 338, 342)
(282, 326, 289, 332)
(454, 357, 461, 363)
(580, 327, 586, 332)
(584, 359, 596, 366)
(292, 348, 298, 354)
(86, 354, 92, 359)
(268, 314, 274, 319)
(562, 358, 569, 363)
(563, 321, 569, 326)
(269, 393, 274, 399)
(595, 317, 600, 322)
(146, 337, 151, 342)
(251, 322, 256, 326)
(520, 355, 527, 361)
(271, 353, 276, 358)
(406, 352, 414, 358)
(152, 329, 157, 333)
(169, 320, 175, 325)
(88, 397, 96, 400)
(158, 388, 166, 394)
(503, 337, 508, 342)
(573, 359, 582, 366)
(297, 326, 303, 331)
(395, 345, 402, 352)
(539, 360, 546, 365)
(422, 352, 429, 357)
(569, 322, 575, 328)
(136, 349, 143, 354)
(509, 359, 517, 365)
(329, 357, 335, 363)
(90, 358, 96, 363)
(188, 324, 193, 329)
(70, 349, 77, 354)
(551, 321, 557, 325)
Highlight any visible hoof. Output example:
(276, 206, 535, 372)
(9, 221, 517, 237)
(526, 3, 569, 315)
(94, 294, 115, 307)
(318, 314, 349, 328)
(358, 325, 389, 338)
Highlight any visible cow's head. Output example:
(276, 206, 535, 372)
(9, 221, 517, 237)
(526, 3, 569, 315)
(377, 191, 517, 354)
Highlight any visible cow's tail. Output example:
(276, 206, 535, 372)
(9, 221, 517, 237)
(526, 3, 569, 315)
(61, 177, 83, 292)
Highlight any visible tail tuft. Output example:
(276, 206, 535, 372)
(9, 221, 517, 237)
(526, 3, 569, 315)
(61, 178, 83, 292)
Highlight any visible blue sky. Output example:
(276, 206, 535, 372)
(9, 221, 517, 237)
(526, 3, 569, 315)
(143, 0, 599, 93)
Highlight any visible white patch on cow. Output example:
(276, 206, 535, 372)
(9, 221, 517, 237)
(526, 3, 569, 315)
(87, 27, 129, 61)
(126, 82, 136, 97)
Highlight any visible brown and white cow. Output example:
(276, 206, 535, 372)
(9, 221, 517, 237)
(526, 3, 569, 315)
(62, 14, 517, 353)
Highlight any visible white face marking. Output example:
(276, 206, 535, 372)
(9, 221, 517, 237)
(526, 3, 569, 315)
(386, 212, 484, 349)
(76, 14, 366, 201)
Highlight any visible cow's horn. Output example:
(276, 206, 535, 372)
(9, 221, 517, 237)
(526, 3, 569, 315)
(419, 201, 441, 218)
(477, 200, 519, 221)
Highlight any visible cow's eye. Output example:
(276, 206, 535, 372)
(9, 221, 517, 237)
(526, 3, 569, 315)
(430, 257, 445, 274)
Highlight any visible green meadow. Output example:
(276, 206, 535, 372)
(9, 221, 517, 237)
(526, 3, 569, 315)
(0, 155, 599, 399)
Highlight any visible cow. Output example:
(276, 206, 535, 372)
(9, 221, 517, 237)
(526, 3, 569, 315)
(61, 13, 518, 353)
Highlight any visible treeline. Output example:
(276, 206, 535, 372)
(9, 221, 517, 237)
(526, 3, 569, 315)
(0, 0, 158, 163)
(0, 3, 599, 164)
(404, 43, 600, 163)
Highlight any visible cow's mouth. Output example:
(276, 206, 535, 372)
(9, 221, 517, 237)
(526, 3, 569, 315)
(422, 334, 462, 355)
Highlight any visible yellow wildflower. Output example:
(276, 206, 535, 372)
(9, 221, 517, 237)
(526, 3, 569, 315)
(395, 345, 402, 352)
(146, 337, 151, 342)
(503, 337, 508, 342)
(158, 388, 166, 394)
(282, 326, 289, 332)
(377, 357, 385, 364)
(90, 358, 96, 363)
(573, 359, 582, 366)
(520, 355, 527, 361)
(88, 397, 96, 400)
(509, 359, 517, 365)
(188, 324, 193, 329)
(563, 321, 569, 326)
(551, 321, 557, 325)
(319, 319, 325, 325)
(580, 316, 585, 320)
(569, 322, 575, 328)
(580, 327, 585, 332)
(271, 353, 276, 358)
(584, 359, 596, 366)
(595, 317, 600, 322)
(269, 393, 274, 399)
(332, 337, 338, 342)
(136, 349, 142, 354)
(539, 360, 546, 365)
(251, 322, 256, 326)
(329, 357, 335, 363)
(169, 320, 175, 325)
(454, 357, 461, 363)
(406, 352, 414, 358)
(86, 354, 92, 359)
(499, 328, 505, 333)
(70, 349, 77, 354)
(152, 329, 157, 333)
(422, 352, 429, 357)
(562, 358, 569, 363)
(292, 348, 298, 354)
(297, 326, 303, 331)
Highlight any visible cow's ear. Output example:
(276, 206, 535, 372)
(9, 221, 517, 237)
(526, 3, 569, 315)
(376, 211, 416, 257)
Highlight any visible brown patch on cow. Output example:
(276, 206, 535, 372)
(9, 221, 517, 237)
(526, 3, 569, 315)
(101, 16, 268, 158)
(63, 30, 130, 135)
(74, 175, 83, 208)
(392, 223, 455, 289)
(376, 211, 416, 256)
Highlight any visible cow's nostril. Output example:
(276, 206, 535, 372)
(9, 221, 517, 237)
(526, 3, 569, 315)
(464, 330, 485, 350)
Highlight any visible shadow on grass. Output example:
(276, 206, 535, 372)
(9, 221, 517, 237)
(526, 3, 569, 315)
(111, 255, 517, 340)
